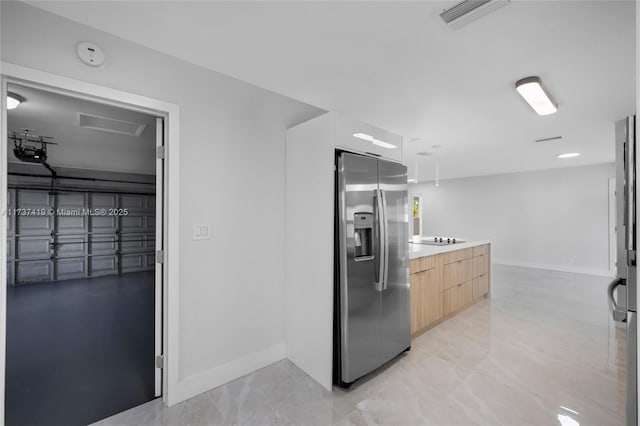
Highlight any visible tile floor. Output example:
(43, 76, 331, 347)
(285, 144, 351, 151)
(94, 265, 626, 425)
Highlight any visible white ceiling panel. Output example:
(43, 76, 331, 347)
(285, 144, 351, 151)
(28, 0, 635, 180)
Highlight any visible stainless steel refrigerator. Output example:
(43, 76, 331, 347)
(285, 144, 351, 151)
(334, 151, 411, 388)
(609, 115, 637, 426)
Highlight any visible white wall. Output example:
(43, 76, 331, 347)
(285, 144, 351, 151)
(411, 163, 615, 276)
(1, 1, 324, 404)
(285, 113, 334, 391)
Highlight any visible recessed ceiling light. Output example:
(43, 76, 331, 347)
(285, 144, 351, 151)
(352, 132, 397, 149)
(353, 132, 373, 142)
(557, 152, 580, 159)
(515, 76, 557, 116)
(372, 139, 397, 149)
(7, 92, 25, 110)
(416, 151, 432, 156)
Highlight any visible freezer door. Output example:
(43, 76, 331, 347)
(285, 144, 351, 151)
(378, 159, 411, 363)
(337, 152, 381, 383)
(616, 117, 629, 280)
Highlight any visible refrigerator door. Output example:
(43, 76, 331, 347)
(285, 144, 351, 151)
(378, 159, 411, 363)
(615, 116, 636, 312)
(627, 312, 637, 426)
(337, 152, 381, 383)
(626, 116, 637, 312)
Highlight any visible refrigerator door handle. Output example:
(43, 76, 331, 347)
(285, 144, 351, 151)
(381, 190, 389, 291)
(627, 116, 636, 253)
(608, 277, 627, 322)
(374, 189, 385, 292)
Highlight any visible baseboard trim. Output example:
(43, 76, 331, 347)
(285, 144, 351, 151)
(172, 343, 286, 405)
(493, 258, 613, 277)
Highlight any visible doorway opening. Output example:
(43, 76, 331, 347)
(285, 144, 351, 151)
(4, 83, 164, 425)
(412, 195, 422, 236)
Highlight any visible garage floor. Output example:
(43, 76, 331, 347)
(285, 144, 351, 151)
(5, 271, 156, 426)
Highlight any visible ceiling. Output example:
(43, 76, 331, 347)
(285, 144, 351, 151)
(28, 0, 636, 181)
(7, 83, 157, 175)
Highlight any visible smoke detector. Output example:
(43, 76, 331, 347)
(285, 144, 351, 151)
(439, 0, 510, 30)
(76, 42, 105, 67)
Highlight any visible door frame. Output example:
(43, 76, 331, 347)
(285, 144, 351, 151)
(0, 62, 181, 418)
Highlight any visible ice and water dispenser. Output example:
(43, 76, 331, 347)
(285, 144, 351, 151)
(353, 212, 374, 261)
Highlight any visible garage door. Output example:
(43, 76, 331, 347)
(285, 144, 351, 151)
(6, 189, 155, 285)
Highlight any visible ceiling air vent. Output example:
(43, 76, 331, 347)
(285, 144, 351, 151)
(534, 136, 563, 143)
(78, 113, 146, 136)
(439, 0, 510, 30)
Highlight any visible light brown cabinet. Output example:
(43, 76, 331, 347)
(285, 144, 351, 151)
(472, 254, 488, 278)
(410, 243, 491, 338)
(410, 255, 435, 274)
(443, 258, 472, 289)
(440, 247, 473, 265)
(443, 281, 473, 316)
(471, 247, 490, 299)
(409, 267, 442, 333)
(472, 273, 489, 299)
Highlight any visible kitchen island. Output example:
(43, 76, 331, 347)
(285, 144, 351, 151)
(409, 240, 491, 338)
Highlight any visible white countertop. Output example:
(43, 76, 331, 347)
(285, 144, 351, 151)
(408, 239, 492, 259)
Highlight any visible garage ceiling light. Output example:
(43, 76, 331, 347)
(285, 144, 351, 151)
(7, 92, 25, 110)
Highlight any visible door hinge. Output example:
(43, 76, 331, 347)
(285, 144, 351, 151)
(156, 146, 166, 160)
(155, 355, 164, 369)
(156, 250, 165, 264)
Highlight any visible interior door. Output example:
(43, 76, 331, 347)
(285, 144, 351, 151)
(154, 117, 164, 396)
(337, 152, 381, 383)
(378, 159, 411, 363)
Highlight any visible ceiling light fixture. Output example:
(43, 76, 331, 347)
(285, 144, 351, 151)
(557, 152, 580, 159)
(353, 132, 397, 149)
(7, 92, 25, 110)
(408, 178, 417, 183)
(515, 76, 557, 116)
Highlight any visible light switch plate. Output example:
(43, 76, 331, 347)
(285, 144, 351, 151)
(193, 223, 211, 240)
